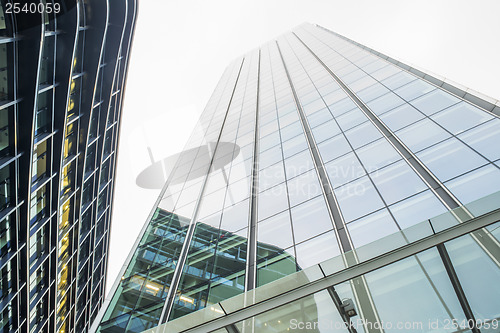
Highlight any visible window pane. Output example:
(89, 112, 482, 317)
(389, 190, 448, 229)
(431, 102, 493, 135)
(325, 152, 365, 188)
(458, 119, 500, 162)
(371, 160, 427, 205)
(408, 89, 459, 117)
(281, 133, 308, 159)
(394, 80, 434, 101)
(286, 170, 322, 207)
(317, 134, 352, 163)
(284, 150, 314, 179)
(258, 184, 289, 221)
(445, 164, 500, 204)
(379, 103, 424, 131)
(417, 138, 488, 182)
(366, 92, 405, 115)
(364, 248, 467, 331)
(357, 138, 401, 172)
(295, 231, 340, 268)
(334, 176, 385, 222)
(336, 108, 367, 130)
(257, 211, 294, 250)
(347, 209, 398, 248)
(311, 119, 341, 143)
(344, 122, 382, 149)
(445, 234, 500, 321)
(259, 162, 285, 192)
(291, 196, 333, 243)
(396, 118, 451, 152)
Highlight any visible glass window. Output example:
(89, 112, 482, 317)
(370, 64, 401, 81)
(357, 138, 401, 172)
(284, 150, 314, 179)
(259, 145, 282, 170)
(445, 234, 500, 321)
(380, 70, 417, 90)
(336, 108, 367, 130)
(347, 209, 399, 248)
(325, 152, 365, 188)
(379, 103, 424, 131)
(458, 119, 500, 162)
(220, 198, 249, 232)
(431, 102, 493, 135)
(280, 121, 303, 142)
(258, 183, 289, 221)
(328, 96, 357, 117)
(311, 119, 341, 143)
(344, 121, 382, 149)
(417, 138, 488, 182)
(364, 248, 467, 331)
(357, 83, 390, 103)
(295, 231, 340, 268)
(259, 162, 285, 192)
(410, 89, 460, 116)
(366, 92, 405, 115)
(396, 118, 451, 152)
(0, 165, 11, 212)
(290, 196, 333, 244)
(370, 160, 427, 205)
(281, 133, 308, 158)
(307, 107, 333, 128)
(445, 164, 500, 205)
(257, 210, 294, 250)
(389, 190, 448, 229)
(317, 134, 352, 163)
(393, 80, 435, 101)
(334, 176, 384, 222)
(286, 170, 322, 207)
(235, 290, 346, 332)
(259, 131, 280, 153)
(0, 107, 12, 156)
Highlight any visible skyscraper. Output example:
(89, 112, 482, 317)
(92, 23, 500, 333)
(0, 1, 136, 332)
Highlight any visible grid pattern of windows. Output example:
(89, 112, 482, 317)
(93, 23, 500, 333)
(0, 1, 137, 333)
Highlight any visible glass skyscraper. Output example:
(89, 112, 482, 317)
(0, 1, 136, 332)
(92, 23, 500, 333)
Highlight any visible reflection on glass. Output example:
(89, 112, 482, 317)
(445, 234, 500, 322)
(365, 248, 467, 332)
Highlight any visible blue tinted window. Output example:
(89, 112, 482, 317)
(410, 89, 460, 116)
(396, 118, 450, 152)
(417, 138, 488, 182)
(334, 176, 385, 222)
(325, 152, 365, 188)
(431, 102, 493, 135)
(290, 196, 333, 243)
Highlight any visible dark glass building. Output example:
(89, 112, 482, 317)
(0, 1, 136, 332)
(92, 23, 500, 333)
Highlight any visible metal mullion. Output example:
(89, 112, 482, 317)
(312, 24, 500, 118)
(158, 58, 247, 324)
(244, 49, 261, 292)
(181, 208, 500, 333)
(284, 35, 458, 322)
(276, 37, 384, 333)
(294, 30, 500, 268)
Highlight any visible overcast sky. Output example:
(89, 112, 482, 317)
(106, 0, 500, 294)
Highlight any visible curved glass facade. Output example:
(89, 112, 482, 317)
(0, 1, 137, 332)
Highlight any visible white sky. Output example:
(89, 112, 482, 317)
(106, 0, 500, 294)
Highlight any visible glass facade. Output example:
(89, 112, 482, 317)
(93, 23, 500, 333)
(0, 1, 136, 333)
